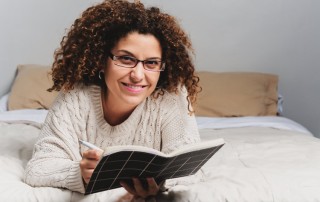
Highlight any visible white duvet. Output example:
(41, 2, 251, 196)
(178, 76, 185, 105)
(166, 127, 320, 202)
(1, 117, 320, 202)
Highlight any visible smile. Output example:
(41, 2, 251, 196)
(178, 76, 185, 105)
(122, 83, 147, 93)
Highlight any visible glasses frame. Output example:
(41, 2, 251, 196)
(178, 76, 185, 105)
(109, 53, 165, 72)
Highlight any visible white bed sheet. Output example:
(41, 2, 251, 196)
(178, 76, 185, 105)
(0, 109, 312, 136)
(163, 126, 320, 202)
(0, 109, 48, 124)
(0, 93, 9, 112)
(196, 116, 312, 135)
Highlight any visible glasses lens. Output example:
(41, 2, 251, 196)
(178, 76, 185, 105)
(144, 60, 163, 71)
(116, 56, 137, 68)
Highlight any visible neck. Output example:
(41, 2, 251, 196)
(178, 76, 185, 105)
(101, 88, 135, 126)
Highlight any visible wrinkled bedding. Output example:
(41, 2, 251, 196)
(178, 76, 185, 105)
(166, 127, 320, 202)
(0, 122, 72, 202)
(1, 121, 320, 202)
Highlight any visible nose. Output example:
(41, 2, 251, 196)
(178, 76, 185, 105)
(130, 61, 145, 82)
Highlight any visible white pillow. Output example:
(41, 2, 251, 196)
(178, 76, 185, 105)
(0, 94, 9, 112)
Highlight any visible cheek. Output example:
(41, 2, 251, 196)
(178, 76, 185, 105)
(148, 77, 160, 90)
(150, 74, 161, 85)
(103, 60, 114, 76)
(104, 64, 119, 80)
(104, 69, 117, 88)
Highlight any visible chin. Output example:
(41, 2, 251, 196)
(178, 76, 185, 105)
(124, 96, 147, 107)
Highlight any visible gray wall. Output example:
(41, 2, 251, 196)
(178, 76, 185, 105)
(0, 0, 319, 137)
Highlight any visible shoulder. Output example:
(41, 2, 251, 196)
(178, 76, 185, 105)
(152, 86, 188, 105)
(45, 84, 101, 125)
(51, 84, 100, 111)
(56, 84, 99, 101)
(147, 86, 189, 115)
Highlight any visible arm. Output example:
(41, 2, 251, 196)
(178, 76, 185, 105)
(24, 91, 87, 193)
(159, 87, 203, 188)
(161, 87, 201, 154)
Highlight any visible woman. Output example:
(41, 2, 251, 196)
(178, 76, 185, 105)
(24, 0, 201, 199)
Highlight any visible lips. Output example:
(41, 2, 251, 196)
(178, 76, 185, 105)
(122, 82, 147, 93)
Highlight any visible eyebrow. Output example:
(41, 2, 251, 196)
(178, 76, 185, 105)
(115, 50, 162, 60)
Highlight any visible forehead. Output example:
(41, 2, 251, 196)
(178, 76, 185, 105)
(113, 32, 162, 57)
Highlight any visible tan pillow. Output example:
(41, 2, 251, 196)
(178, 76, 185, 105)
(194, 71, 278, 117)
(8, 64, 59, 110)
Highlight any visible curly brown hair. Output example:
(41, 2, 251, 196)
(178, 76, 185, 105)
(49, 0, 200, 111)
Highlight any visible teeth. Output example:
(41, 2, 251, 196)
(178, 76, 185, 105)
(126, 84, 143, 89)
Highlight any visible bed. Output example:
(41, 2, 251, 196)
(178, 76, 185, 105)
(1, 64, 320, 202)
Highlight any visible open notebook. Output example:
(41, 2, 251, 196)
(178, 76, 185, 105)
(84, 138, 225, 195)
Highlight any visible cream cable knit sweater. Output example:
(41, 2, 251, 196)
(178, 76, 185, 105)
(24, 84, 200, 193)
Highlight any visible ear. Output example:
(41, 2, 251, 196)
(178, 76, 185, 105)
(98, 70, 104, 80)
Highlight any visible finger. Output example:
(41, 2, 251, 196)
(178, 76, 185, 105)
(120, 181, 137, 196)
(80, 157, 98, 170)
(81, 168, 95, 176)
(132, 178, 148, 198)
(146, 178, 159, 196)
(80, 155, 100, 184)
(81, 168, 95, 183)
(80, 158, 99, 169)
(83, 149, 102, 160)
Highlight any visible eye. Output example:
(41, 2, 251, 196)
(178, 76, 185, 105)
(145, 60, 161, 68)
(118, 55, 137, 64)
(118, 55, 135, 61)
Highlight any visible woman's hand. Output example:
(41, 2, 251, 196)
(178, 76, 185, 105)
(120, 177, 162, 199)
(80, 149, 103, 184)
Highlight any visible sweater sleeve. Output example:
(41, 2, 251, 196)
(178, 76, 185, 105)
(159, 87, 203, 188)
(160, 87, 201, 154)
(24, 89, 87, 193)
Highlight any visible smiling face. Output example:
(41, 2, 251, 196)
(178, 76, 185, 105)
(103, 32, 162, 109)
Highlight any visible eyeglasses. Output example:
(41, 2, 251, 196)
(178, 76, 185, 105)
(109, 53, 165, 72)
